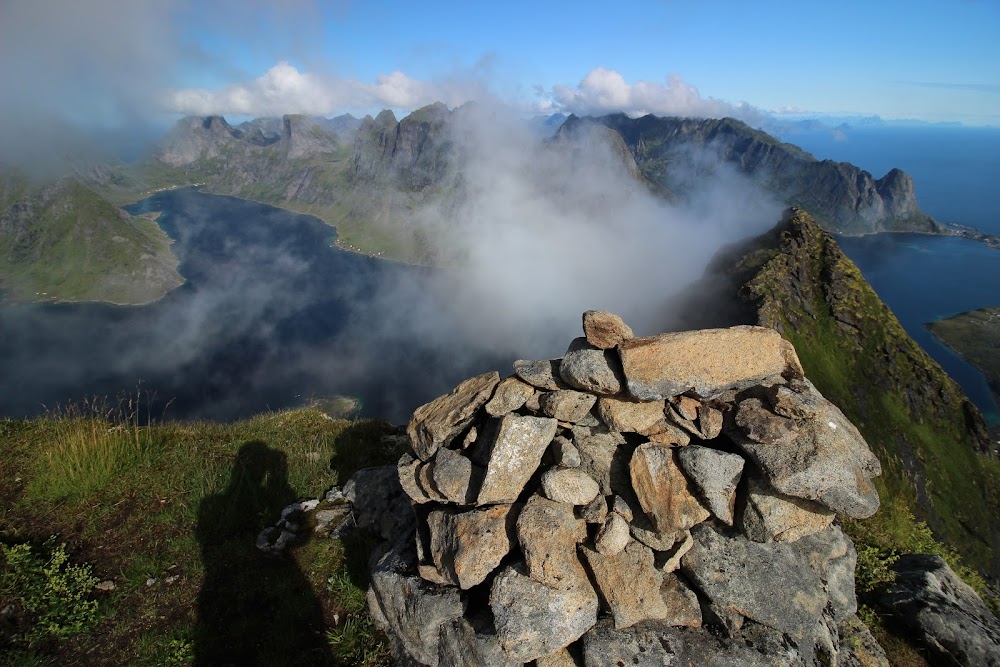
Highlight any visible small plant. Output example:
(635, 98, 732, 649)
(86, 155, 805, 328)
(0, 540, 100, 645)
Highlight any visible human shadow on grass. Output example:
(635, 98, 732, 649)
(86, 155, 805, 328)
(194, 441, 332, 666)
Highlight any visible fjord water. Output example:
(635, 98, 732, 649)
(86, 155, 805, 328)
(784, 125, 1000, 423)
(0, 189, 508, 423)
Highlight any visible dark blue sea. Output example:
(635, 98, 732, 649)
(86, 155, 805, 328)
(779, 124, 1000, 424)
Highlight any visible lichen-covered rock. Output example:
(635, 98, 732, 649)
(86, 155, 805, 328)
(517, 494, 588, 589)
(581, 540, 670, 629)
(541, 467, 600, 505)
(595, 512, 631, 555)
(681, 524, 827, 637)
(428, 504, 518, 589)
(368, 536, 466, 667)
(876, 554, 1000, 667)
(596, 396, 665, 433)
(618, 326, 798, 400)
(484, 376, 536, 416)
(729, 380, 881, 518)
(513, 359, 568, 390)
(476, 414, 558, 505)
(676, 445, 744, 526)
(629, 443, 710, 536)
(490, 562, 598, 662)
(740, 475, 835, 543)
(560, 338, 626, 395)
(408, 371, 500, 460)
(540, 389, 598, 422)
(582, 309, 634, 349)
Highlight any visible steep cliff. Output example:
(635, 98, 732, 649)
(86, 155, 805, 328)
(677, 208, 1000, 580)
(583, 114, 941, 235)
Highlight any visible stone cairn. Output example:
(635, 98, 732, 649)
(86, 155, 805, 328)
(367, 311, 888, 667)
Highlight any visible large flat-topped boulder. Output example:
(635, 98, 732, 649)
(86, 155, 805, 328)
(618, 326, 800, 400)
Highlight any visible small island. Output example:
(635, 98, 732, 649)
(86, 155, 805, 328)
(926, 306, 1000, 416)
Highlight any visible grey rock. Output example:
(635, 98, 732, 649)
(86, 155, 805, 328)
(368, 535, 466, 667)
(574, 428, 629, 496)
(524, 390, 543, 413)
(408, 371, 500, 460)
(595, 513, 631, 555)
(551, 436, 582, 468)
(618, 326, 798, 400)
(582, 310, 634, 349)
(579, 493, 608, 524)
(581, 618, 803, 667)
(877, 554, 1000, 667)
(437, 616, 521, 667)
(485, 376, 536, 416)
(676, 445, 745, 525)
(596, 396, 665, 433)
(729, 380, 882, 519)
(697, 404, 724, 439)
(430, 447, 477, 504)
(314, 506, 351, 534)
(660, 573, 702, 627)
(734, 397, 800, 445)
(517, 494, 588, 589)
(344, 465, 414, 542)
(540, 390, 598, 423)
(741, 475, 835, 543)
(582, 541, 670, 629)
(681, 523, 827, 637)
(491, 562, 599, 663)
(541, 467, 601, 506)
(610, 494, 634, 521)
(477, 414, 558, 505)
(428, 504, 518, 589)
(398, 453, 433, 504)
(513, 359, 569, 390)
(559, 338, 626, 395)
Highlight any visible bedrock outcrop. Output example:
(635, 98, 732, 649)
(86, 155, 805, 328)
(367, 311, 889, 666)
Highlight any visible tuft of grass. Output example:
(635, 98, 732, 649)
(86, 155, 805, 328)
(0, 406, 402, 665)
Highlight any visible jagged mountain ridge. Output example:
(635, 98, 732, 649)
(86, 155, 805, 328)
(674, 207, 1000, 579)
(572, 113, 940, 235)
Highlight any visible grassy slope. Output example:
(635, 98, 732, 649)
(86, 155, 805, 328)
(717, 209, 1000, 587)
(926, 307, 1000, 416)
(0, 177, 182, 304)
(0, 407, 402, 666)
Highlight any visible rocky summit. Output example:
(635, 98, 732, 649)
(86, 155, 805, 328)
(367, 311, 890, 666)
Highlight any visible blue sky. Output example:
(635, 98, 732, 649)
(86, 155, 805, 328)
(1, 0, 999, 127)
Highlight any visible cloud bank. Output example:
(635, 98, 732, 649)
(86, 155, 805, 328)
(540, 68, 767, 124)
(163, 62, 491, 117)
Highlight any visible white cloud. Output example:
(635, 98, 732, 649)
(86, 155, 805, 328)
(164, 61, 490, 117)
(542, 68, 766, 124)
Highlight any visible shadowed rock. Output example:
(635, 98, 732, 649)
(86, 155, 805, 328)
(408, 371, 500, 460)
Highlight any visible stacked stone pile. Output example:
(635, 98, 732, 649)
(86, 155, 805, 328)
(367, 311, 889, 666)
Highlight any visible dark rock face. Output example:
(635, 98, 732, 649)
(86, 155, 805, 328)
(573, 113, 940, 235)
(876, 554, 1000, 667)
(367, 313, 892, 666)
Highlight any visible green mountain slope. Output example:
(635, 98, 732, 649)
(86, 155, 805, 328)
(677, 208, 1000, 581)
(0, 172, 182, 304)
(926, 307, 1000, 418)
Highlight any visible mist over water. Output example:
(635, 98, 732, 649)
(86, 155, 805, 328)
(0, 111, 785, 422)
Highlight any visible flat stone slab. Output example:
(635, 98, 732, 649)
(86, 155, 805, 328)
(477, 414, 558, 505)
(618, 326, 797, 400)
(408, 371, 500, 460)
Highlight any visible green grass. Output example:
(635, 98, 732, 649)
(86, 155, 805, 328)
(0, 404, 404, 665)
